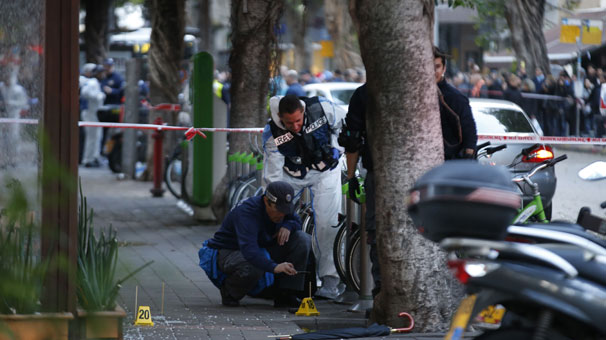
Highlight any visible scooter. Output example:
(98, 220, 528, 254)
(407, 160, 606, 340)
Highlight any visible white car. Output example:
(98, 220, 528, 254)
(303, 82, 363, 111)
(470, 98, 557, 218)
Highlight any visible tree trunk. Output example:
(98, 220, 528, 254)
(83, 0, 111, 64)
(325, 0, 363, 71)
(351, 0, 463, 331)
(145, 0, 185, 180)
(228, 0, 282, 152)
(284, 0, 307, 71)
(198, 0, 213, 54)
(210, 0, 282, 221)
(503, 0, 550, 77)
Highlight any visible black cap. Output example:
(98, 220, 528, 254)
(265, 181, 295, 214)
(104, 58, 115, 66)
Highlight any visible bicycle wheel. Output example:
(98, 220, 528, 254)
(302, 207, 316, 255)
(301, 208, 323, 288)
(164, 158, 182, 199)
(332, 216, 349, 284)
(345, 229, 361, 293)
(230, 177, 258, 210)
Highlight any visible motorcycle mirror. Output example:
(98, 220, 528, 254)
(578, 161, 606, 181)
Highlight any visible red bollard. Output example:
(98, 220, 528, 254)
(150, 117, 165, 197)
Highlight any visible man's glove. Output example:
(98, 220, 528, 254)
(460, 149, 476, 160)
(329, 148, 340, 170)
(348, 177, 361, 204)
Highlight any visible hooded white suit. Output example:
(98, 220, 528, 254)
(262, 96, 345, 296)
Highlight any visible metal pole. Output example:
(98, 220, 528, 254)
(576, 23, 584, 137)
(150, 117, 165, 197)
(123, 58, 140, 178)
(335, 196, 359, 305)
(349, 202, 373, 312)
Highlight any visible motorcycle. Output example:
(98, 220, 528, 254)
(407, 160, 606, 340)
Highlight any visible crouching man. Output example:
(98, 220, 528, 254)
(200, 181, 311, 308)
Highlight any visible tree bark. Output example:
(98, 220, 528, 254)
(228, 0, 282, 152)
(83, 0, 111, 64)
(284, 0, 308, 71)
(325, 0, 363, 71)
(210, 0, 282, 221)
(351, 0, 463, 331)
(198, 0, 213, 54)
(503, 0, 550, 77)
(145, 0, 185, 179)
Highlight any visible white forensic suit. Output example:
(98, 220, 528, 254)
(79, 67, 106, 166)
(263, 95, 346, 299)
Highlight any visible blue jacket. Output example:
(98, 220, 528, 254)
(206, 195, 301, 273)
(101, 71, 125, 105)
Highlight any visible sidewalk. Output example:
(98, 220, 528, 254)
(80, 167, 447, 340)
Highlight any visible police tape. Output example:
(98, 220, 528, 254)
(0, 118, 39, 124)
(478, 134, 606, 145)
(2, 118, 606, 145)
(0, 118, 264, 140)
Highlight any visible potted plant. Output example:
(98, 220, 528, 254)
(0, 179, 73, 340)
(76, 184, 152, 340)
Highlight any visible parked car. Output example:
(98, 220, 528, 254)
(470, 98, 557, 219)
(303, 82, 362, 111)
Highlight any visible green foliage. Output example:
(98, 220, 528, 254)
(77, 181, 152, 311)
(472, 1, 507, 51)
(436, 0, 480, 9)
(0, 180, 49, 315)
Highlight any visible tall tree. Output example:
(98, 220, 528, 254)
(283, 0, 309, 71)
(211, 0, 283, 221)
(197, 0, 213, 54)
(325, 0, 362, 71)
(460, 0, 550, 77)
(83, 0, 112, 63)
(228, 0, 282, 152)
(351, 0, 463, 331)
(147, 0, 185, 164)
(503, 0, 549, 77)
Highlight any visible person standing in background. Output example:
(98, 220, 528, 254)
(80, 63, 105, 168)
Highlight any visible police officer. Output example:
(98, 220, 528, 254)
(100, 58, 124, 106)
(204, 181, 311, 308)
(263, 94, 346, 299)
(338, 83, 381, 297)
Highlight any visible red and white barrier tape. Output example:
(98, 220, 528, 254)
(0, 118, 263, 141)
(0, 118, 39, 125)
(478, 134, 606, 145)
(2, 118, 605, 145)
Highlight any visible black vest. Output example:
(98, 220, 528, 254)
(269, 97, 333, 179)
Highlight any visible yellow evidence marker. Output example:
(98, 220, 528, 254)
(134, 306, 154, 326)
(295, 297, 320, 316)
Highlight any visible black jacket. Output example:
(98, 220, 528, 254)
(438, 79, 478, 160)
(344, 83, 373, 170)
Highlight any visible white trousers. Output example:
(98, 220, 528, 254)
(81, 109, 101, 164)
(282, 167, 342, 279)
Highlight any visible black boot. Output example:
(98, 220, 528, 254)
(274, 289, 301, 308)
(220, 286, 240, 307)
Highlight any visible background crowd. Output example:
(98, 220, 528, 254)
(445, 61, 606, 138)
(214, 61, 606, 139)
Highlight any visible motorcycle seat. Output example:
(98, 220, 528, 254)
(515, 222, 606, 249)
(540, 243, 606, 287)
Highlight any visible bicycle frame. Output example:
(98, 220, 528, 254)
(512, 190, 547, 224)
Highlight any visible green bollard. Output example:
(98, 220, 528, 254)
(192, 52, 214, 206)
